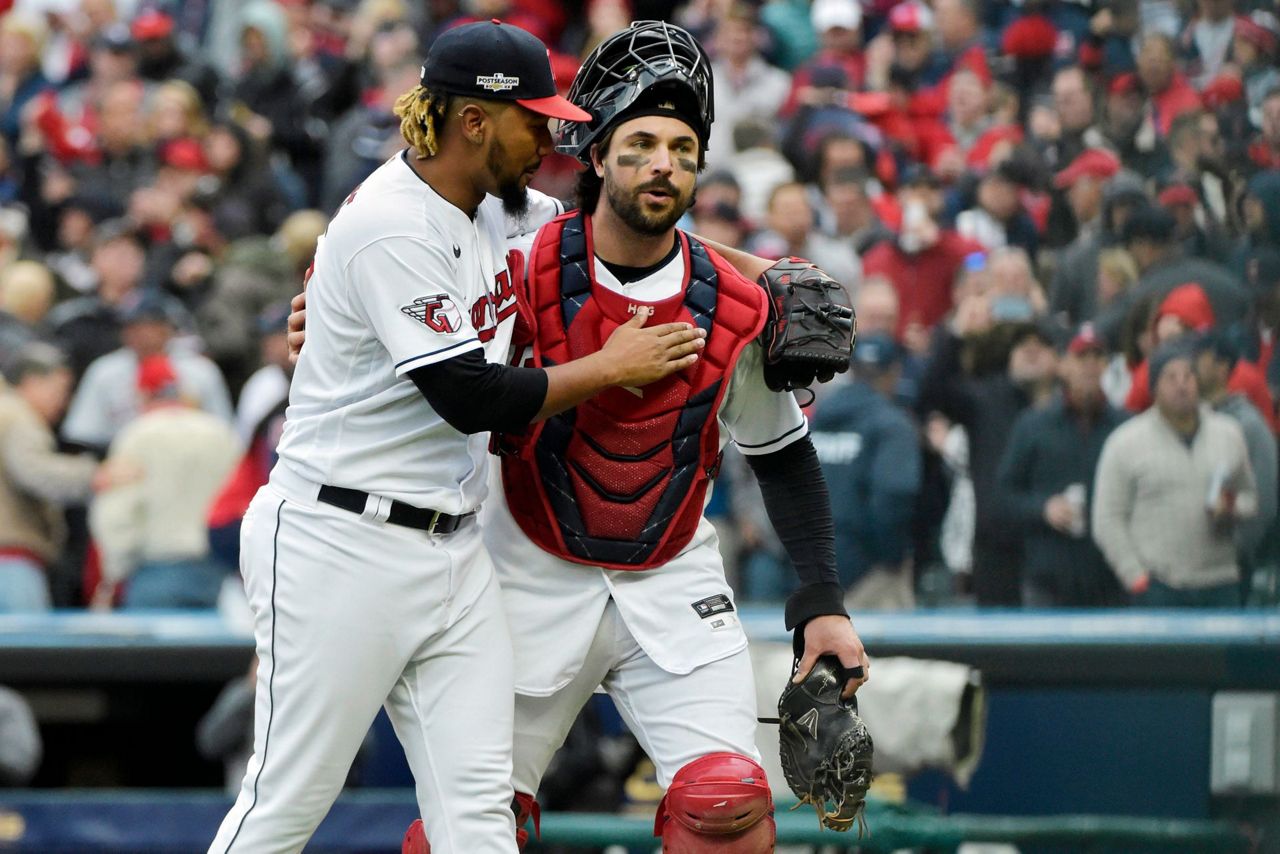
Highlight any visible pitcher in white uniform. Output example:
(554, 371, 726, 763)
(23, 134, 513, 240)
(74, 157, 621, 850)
(208, 21, 707, 854)
(401, 22, 870, 853)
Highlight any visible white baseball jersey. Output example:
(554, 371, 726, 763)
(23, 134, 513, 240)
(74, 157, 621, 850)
(275, 151, 562, 514)
(485, 240, 807, 695)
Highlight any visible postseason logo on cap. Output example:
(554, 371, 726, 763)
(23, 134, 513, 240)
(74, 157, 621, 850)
(476, 72, 520, 92)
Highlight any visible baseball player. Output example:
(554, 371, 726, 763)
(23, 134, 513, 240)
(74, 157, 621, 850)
(208, 21, 707, 854)
(398, 22, 869, 852)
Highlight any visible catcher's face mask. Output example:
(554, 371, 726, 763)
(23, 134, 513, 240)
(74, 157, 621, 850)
(557, 21, 714, 164)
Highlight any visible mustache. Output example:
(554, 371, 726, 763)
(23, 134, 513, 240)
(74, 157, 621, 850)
(637, 180, 678, 195)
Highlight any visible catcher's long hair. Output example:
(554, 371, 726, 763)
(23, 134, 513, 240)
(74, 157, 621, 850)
(394, 84, 453, 160)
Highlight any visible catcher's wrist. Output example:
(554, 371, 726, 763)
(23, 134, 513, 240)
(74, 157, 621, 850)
(785, 581, 847, 632)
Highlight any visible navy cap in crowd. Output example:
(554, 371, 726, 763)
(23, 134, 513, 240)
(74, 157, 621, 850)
(1121, 206, 1177, 245)
(853, 331, 903, 371)
(421, 20, 590, 123)
(119, 290, 186, 327)
(1148, 338, 1197, 393)
(1193, 328, 1241, 370)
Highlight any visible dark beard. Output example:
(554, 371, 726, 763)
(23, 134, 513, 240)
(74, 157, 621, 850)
(604, 169, 689, 236)
(486, 138, 530, 219)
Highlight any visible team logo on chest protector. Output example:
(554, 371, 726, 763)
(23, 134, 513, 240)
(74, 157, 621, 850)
(402, 294, 462, 334)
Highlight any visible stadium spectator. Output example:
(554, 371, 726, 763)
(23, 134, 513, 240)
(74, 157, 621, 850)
(780, 0, 865, 117)
(1052, 67, 1110, 168)
(0, 12, 50, 147)
(997, 324, 1128, 606)
(748, 181, 861, 286)
(0, 260, 54, 366)
(863, 166, 980, 337)
(955, 160, 1040, 255)
(1049, 149, 1122, 325)
(132, 9, 221, 109)
(1193, 331, 1278, 567)
(89, 353, 240, 609)
(0, 343, 120, 612)
(1093, 340, 1258, 606)
(1098, 205, 1249, 347)
(927, 0, 989, 89)
(1124, 282, 1276, 430)
(823, 166, 892, 254)
(1136, 33, 1204, 137)
(706, 8, 791, 171)
(47, 222, 147, 379)
(61, 290, 231, 451)
(918, 308, 1062, 605)
(811, 331, 921, 608)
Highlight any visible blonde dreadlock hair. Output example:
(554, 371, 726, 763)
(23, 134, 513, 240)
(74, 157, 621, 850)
(395, 85, 453, 159)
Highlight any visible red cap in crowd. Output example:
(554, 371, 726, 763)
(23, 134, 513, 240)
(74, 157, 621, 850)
(1001, 15, 1057, 60)
(1108, 73, 1140, 96)
(1053, 148, 1121, 189)
(1067, 323, 1104, 356)
(889, 2, 933, 34)
(137, 354, 179, 397)
(1157, 183, 1198, 207)
(160, 138, 208, 172)
(1201, 74, 1244, 109)
(131, 10, 174, 41)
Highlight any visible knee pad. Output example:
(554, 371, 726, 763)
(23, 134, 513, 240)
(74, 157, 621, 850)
(655, 753, 775, 853)
(401, 819, 429, 854)
(400, 794, 538, 854)
(513, 791, 539, 850)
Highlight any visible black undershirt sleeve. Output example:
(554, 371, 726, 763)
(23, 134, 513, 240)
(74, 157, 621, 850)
(407, 349, 548, 435)
(743, 434, 848, 635)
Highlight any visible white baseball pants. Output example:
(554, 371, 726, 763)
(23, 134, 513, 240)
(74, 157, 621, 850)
(510, 597, 760, 795)
(208, 482, 518, 854)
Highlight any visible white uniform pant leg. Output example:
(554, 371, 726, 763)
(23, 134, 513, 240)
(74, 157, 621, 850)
(605, 626, 762, 789)
(384, 530, 518, 854)
(209, 494, 410, 853)
(210, 493, 518, 854)
(509, 601, 619, 796)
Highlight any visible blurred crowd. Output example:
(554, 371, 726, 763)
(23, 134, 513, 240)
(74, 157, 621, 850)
(0, 0, 1277, 615)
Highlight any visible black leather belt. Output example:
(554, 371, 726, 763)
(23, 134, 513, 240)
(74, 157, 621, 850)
(317, 485, 471, 534)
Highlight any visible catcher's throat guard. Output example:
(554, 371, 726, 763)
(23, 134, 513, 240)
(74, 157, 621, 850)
(776, 656, 874, 834)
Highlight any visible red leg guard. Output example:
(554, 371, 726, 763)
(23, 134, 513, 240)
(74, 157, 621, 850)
(401, 819, 429, 854)
(654, 753, 776, 853)
(513, 792, 540, 850)
(400, 794, 537, 853)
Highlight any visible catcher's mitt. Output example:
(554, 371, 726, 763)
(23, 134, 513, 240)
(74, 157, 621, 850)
(777, 656, 873, 834)
(758, 258, 856, 393)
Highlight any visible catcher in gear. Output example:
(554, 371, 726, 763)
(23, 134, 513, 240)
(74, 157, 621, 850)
(282, 20, 870, 853)
(777, 655, 874, 834)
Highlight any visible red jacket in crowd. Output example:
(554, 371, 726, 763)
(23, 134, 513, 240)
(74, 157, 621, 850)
(862, 230, 979, 337)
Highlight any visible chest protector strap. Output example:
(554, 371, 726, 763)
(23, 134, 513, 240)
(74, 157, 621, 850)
(499, 210, 767, 569)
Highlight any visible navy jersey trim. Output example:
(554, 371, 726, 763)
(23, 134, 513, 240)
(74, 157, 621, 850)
(395, 339, 481, 369)
(736, 420, 807, 450)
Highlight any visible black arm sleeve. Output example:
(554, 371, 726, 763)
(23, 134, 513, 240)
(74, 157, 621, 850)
(407, 350, 548, 435)
(744, 435, 848, 632)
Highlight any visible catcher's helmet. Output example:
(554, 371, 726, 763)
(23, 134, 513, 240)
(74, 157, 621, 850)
(556, 21, 714, 163)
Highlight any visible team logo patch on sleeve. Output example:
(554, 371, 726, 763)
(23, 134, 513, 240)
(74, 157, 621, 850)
(402, 294, 462, 334)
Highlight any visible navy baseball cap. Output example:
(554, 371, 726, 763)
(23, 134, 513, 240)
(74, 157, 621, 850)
(422, 20, 591, 123)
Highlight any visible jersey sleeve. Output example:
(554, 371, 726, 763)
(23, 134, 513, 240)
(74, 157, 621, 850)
(347, 235, 483, 376)
(719, 341, 808, 455)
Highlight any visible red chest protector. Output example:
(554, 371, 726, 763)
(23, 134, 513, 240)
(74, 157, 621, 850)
(499, 211, 767, 570)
